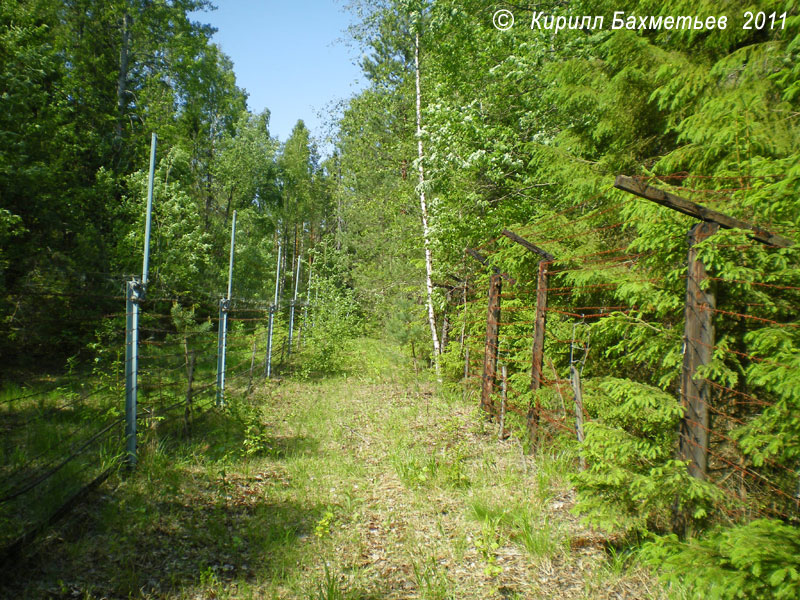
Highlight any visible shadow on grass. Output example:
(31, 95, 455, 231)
(2, 474, 323, 598)
(0, 401, 325, 598)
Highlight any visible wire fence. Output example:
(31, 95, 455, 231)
(454, 174, 799, 525)
(0, 271, 313, 561)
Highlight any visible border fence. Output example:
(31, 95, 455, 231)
(0, 135, 312, 563)
(456, 174, 798, 527)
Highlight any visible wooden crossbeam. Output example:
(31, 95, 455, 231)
(501, 229, 555, 261)
(614, 175, 795, 248)
(464, 248, 516, 285)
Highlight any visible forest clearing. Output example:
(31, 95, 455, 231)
(1, 340, 671, 599)
(2, 1, 799, 598)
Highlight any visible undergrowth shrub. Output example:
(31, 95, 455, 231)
(573, 377, 721, 535)
(642, 519, 800, 600)
(295, 275, 361, 378)
(384, 296, 431, 371)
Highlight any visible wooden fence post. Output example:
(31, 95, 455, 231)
(183, 351, 195, 436)
(481, 272, 502, 419)
(499, 230, 555, 450)
(614, 175, 795, 482)
(465, 247, 515, 419)
(462, 347, 470, 402)
(499, 364, 507, 440)
(569, 364, 586, 471)
(680, 221, 718, 480)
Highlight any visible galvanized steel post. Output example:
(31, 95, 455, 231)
(142, 133, 156, 286)
(216, 211, 236, 406)
(226, 210, 236, 300)
(216, 297, 229, 406)
(265, 241, 281, 377)
(124, 280, 143, 468)
(124, 132, 157, 468)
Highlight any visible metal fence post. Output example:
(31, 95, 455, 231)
(124, 132, 156, 469)
(265, 241, 281, 378)
(216, 298, 229, 406)
(124, 280, 144, 468)
(265, 306, 275, 378)
(142, 133, 156, 285)
(216, 211, 236, 407)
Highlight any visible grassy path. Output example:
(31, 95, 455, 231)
(2, 340, 666, 599)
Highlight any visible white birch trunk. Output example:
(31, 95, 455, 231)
(414, 32, 441, 376)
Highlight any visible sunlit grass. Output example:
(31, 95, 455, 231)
(1, 338, 671, 599)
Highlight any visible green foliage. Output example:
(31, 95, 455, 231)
(574, 378, 720, 534)
(390, 440, 470, 489)
(2, 0, 799, 593)
(385, 295, 431, 366)
(311, 564, 354, 600)
(223, 391, 271, 458)
(643, 520, 800, 599)
(0, 0, 254, 370)
(411, 553, 452, 600)
(295, 273, 362, 378)
(732, 325, 800, 466)
(314, 508, 337, 539)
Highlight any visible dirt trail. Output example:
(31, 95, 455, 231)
(253, 351, 664, 600)
(0, 343, 665, 599)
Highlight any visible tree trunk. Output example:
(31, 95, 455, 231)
(440, 288, 450, 352)
(414, 32, 441, 376)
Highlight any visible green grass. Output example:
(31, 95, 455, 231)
(0, 338, 671, 599)
(0, 318, 281, 552)
(467, 496, 568, 561)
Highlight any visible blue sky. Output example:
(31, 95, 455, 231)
(192, 1, 366, 145)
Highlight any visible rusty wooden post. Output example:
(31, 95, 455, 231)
(499, 230, 555, 450)
(481, 273, 502, 419)
(680, 221, 718, 481)
(527, 259, 549, 447)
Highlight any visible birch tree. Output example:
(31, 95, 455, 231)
(347, 0, 441, 372)
(413, 27, 441, 375)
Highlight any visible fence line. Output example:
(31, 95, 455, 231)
(456, 177, 798, 526)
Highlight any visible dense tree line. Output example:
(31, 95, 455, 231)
(0, 0, 330, 370)
(2, 0, 799, 595)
